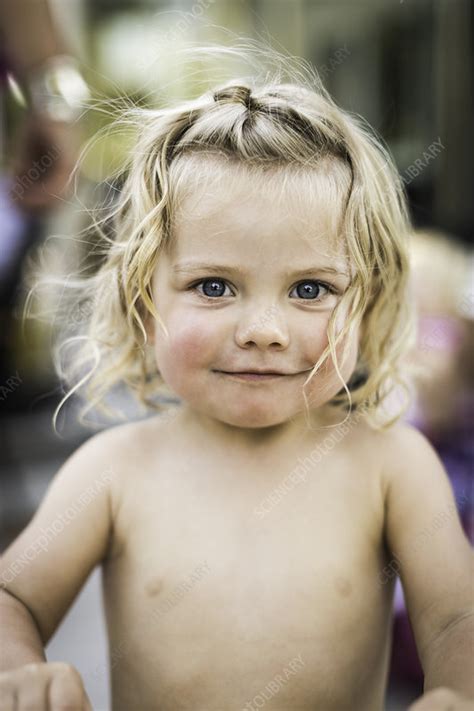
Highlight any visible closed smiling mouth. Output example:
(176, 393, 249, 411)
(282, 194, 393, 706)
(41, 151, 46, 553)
(213, 369, 307, 378)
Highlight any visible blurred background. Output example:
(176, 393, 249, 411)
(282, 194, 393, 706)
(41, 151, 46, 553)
(0, 0, 472, 709)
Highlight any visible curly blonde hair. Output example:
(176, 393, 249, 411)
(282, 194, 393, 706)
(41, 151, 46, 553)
(30, 44, 415, 431)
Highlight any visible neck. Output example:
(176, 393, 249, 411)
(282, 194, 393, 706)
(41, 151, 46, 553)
(176, 403, 348, 454)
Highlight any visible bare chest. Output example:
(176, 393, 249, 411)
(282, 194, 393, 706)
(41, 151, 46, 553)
(102, 442, 393, 710)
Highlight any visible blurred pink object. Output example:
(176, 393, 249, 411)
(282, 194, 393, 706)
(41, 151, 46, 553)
(417, 314, 465, 353)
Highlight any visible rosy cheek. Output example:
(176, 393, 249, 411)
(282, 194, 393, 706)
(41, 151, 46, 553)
(174, 331, 209, 367)
(304, 318, 358, 379)
(301, 320, 331, 359)
(161, 316, 218, 370)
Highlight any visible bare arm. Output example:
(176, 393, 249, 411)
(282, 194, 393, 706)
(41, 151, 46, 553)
(1, 0, 87, 213)
(0, 425, 124, 670)
(380, 423, 474, 699)
(0, 419, 136, 709)
(423, 611, 474, 696)
(0, 589, 47, 670)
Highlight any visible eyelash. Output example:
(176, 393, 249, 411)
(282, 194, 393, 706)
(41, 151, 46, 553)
(188, 277, 338, 302)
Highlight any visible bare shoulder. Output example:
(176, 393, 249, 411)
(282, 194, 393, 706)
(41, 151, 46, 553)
(84, 405, 181, 464)
(369, 420, 473, 656)
(0, 409, 182, 644)
(363, 418, 430, 452)
(0, 418, 150, 644)
(368, 419, 469, 564)
(367, 420, 447, 497)
(83, 410, 177, 485)
(337, 417, 453, 517)
(59, 412, 178, 559)
(92, 405, 182, 486)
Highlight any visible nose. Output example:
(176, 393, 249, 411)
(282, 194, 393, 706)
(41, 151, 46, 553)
(234, 304, 290, 350)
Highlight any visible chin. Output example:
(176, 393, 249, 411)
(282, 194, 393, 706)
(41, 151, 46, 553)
(211, 403, 294, 430)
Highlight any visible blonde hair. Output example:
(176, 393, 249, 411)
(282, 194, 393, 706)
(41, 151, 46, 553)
(27, 43, 415, 431)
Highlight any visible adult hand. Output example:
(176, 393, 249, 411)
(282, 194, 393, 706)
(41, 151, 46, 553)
(9, 112, 80, 214)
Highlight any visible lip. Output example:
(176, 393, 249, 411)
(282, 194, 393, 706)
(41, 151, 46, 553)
(214, 370, 304, 381)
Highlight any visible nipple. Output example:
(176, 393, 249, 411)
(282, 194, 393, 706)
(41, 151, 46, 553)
(145, 576, 164, 597)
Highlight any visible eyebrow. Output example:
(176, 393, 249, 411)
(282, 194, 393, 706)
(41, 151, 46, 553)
(172, 262, 350, 278)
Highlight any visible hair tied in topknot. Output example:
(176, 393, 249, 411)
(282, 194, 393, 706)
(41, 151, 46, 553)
(213, 84, 256, 111)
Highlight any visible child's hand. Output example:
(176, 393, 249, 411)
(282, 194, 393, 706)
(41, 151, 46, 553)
(407, 687, 474, 710)
(0, 662, 93, 710)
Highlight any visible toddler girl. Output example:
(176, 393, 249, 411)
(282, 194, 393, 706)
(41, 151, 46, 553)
(1, 46, 472, 711)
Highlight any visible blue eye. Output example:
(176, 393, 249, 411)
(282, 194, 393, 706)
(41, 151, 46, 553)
(190, 278, 336, 301)
(194, 278, 233, 298)
(290, 280, 333, 300)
